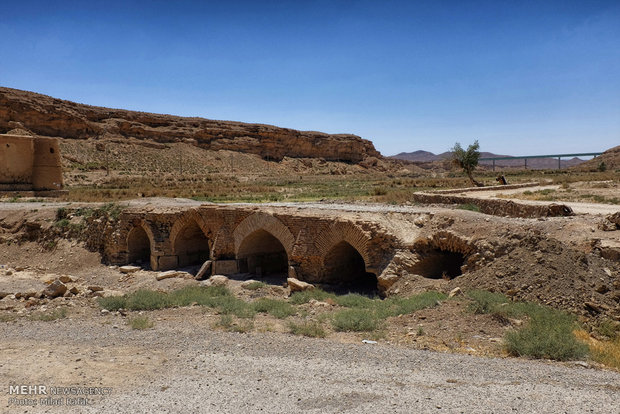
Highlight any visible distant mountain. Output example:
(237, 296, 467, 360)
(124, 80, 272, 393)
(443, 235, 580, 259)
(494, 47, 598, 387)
(390, 150, 437, 162)
(390, 150, 587, 170)
(389, 151, 509, 162)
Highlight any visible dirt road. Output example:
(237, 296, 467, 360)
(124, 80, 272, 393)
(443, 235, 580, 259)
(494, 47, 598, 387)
(2, 315, 619, 414)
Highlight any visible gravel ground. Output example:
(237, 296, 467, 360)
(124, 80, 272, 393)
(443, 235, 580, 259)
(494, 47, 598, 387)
(2, 317, 618, 414)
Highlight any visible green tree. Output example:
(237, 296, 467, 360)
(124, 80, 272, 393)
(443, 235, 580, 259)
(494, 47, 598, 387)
(451, 140, 483, 187)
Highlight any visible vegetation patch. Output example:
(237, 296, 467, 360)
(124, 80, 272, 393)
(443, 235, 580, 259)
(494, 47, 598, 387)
(467, 290, 588, 361)
(458, 203, 481, 212)
(505, 310, 588, 361)
(288, 320, 326, 338)
(29, 308, 68, 321)
(575, 332, 620, 370)
(244, 281, 266, 290)
(332, 308, 380, 332)
(334, 291, 446, 319)
(467, 290, 510, 314)
(289, 288, 337, 305)
(252, 298, 296, 319)
(129, 316, 154, 330)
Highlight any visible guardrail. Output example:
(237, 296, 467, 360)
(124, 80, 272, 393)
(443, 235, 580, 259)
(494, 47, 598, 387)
(479, 152, 603, 170)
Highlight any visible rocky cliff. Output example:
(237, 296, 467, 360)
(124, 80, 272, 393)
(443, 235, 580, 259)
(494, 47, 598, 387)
(0, 87, 380, 163)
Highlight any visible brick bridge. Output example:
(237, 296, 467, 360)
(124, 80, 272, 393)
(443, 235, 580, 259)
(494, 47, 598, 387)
(103, 203, 478, 292)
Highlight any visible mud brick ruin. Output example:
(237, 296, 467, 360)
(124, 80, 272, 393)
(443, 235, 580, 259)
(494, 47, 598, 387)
(0, 133, 64, 194)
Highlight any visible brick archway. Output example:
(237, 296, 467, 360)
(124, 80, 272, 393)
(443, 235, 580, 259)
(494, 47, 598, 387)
(233, 213, 295, 258)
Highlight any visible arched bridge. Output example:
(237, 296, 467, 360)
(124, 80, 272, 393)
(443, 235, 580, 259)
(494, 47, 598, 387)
(106, 204, 409, 289)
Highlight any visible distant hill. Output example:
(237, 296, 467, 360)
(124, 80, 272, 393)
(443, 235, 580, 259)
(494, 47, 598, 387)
(390, 150, 587, 170)
(577, 145, 620, 171)
(390, 150, 437, 162)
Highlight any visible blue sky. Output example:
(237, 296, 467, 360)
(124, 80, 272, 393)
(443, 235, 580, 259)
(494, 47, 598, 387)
(1, 0, 618, 156)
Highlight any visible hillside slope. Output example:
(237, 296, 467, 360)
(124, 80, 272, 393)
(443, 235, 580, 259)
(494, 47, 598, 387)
(0, 87, 380, 163)
(578, 145, 620, 171)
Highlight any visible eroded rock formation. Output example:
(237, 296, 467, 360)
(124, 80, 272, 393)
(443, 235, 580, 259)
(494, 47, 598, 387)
(0, 87, 380, 163)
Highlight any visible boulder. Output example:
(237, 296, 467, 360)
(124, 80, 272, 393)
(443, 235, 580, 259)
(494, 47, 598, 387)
(607, 212, 620, 227)
(195, 260, 212, 280)
(448, 287, 463, 298)
(42, 280, 67, 298)
(119, 265, 141, 274)
(202, 275, 229, 287)
(287, 277, 315, 292)
(58, 275, 75, 283)
(156, 271, 187, 281)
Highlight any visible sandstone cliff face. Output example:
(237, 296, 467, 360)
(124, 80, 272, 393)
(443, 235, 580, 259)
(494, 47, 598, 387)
(0, 87, 380, 163)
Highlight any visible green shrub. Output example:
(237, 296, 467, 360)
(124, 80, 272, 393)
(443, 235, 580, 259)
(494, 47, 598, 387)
(124, 289, 170, 310)
(168, 285, 231, 306)
(129, 316, 153, 330)
(289, 289, 336, 305)
(0, 314, 16, 322)
(332, 309, 380, 332)
(288, 321, 326, 338)
(216, 314, 233, 328)
(467, 290, 509, 314)
(54, 218, 71, 229)
(30, 308, 67, 321)
(55, 207, 68, 221)
(592, 319, 620, 340)
(381, 291, 446, 317)
(244, 281, 266, 290)
(505, 310, 588, 361)
(98, 286, 232, 311)
(334, 293, 376, 308)
(253, 298, 296, 319)
(99, 202, 123, 220)
(215, 296, 256, 318)
(98, 295, 127, 311)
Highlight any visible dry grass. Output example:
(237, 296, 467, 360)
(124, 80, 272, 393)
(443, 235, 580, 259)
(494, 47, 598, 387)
(56, 138, 620, 205)
(574, 330, 620, 370)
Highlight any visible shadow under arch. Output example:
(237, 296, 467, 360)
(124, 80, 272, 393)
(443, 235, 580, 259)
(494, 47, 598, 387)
(237, 229, 288, 277)
(127, 226, 151, 266)
(322, 240, 378, 295)
(172, 217, 211, 268)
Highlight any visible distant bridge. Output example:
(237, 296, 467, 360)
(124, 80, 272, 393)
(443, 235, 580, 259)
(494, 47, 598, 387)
(479, 152, 603, 170)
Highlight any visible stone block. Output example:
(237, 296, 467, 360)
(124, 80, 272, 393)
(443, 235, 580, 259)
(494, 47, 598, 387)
(213, 260, 238, 275)
(158, 255, 178, 271)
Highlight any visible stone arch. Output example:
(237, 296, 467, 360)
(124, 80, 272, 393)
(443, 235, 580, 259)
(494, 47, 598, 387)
(237, 229, 289, 276)
(170, 211, 212, 267)
(127, 223, 154, 266)
(316, 222, 377, 292)
(233, 213, 295, 257)
(232, 214, 294, 277)
(410, 231, 477, 279)
(315, 222, 371, 267)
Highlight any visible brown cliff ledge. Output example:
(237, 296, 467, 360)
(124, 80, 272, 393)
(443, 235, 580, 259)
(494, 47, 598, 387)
(0, 87, 380, 163)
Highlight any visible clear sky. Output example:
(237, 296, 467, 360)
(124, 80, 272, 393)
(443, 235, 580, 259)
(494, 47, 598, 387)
(1, 0, 618, 156)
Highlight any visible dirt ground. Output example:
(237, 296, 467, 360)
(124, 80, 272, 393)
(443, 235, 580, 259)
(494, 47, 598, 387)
(0, 186, 619, 412)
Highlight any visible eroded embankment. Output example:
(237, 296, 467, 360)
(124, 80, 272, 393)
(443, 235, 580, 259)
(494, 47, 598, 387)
(0, 199, 618, 321)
